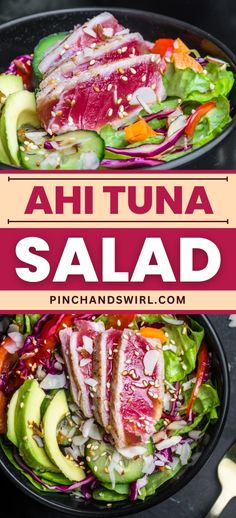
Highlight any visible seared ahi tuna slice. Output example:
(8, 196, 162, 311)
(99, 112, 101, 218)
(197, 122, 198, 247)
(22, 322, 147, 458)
(69, 320, 105, 418)
(59, 327, 80, 406)
(39, 12, 124, 76)
(39, 33, 148, 98)
(110, 329, 164, 449)
(37, 54, 162, 134)
(93, 328, 122, 430)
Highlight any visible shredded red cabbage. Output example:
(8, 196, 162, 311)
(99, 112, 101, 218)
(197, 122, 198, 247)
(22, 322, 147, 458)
(101, 157, 165, 168)
(106, 125, 187, 158)
(6, 54, 32, 74)
(129, 476, 147, 501)
(14, 451, 95, 492)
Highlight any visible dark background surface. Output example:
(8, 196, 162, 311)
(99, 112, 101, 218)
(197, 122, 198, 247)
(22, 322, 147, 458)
(0, 1, 236, 517)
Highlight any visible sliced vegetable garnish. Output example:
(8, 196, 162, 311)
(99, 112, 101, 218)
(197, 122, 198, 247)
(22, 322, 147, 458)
(185, 101, 217, 138)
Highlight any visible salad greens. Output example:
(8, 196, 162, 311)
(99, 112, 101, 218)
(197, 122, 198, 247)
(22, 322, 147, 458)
(0, 25, 234, 169)
(0, 314, 220, 504)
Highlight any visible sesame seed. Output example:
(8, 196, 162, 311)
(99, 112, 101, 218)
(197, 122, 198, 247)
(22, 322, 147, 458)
(142, 74, 147, 82)
(51, 110, 56, 117)
(90, 43, 96, 49)
(89, 59, 96, 65)
(107, 83, 113, 91)
(130, 67, 137, 75)
(121, 76, 128, 82)
(86, 456, 91, 462)
(93, 85, 100, 92)
(120, 105, 125, 113)
(117, 319, 121, 326)
(20, 402, 24, 408)
(122, 370, 128, 376)
(64, 44, 70, 50)
(56, 110, 63, 116)
(165, 57, 171, 63)
(210, 83, 215, 90)
(116, 97, 122, 105)
(121, 46, 128, 53)
(118, 67, 125, 74)
(117, 48, 122, 54)
(94, 466, 98, 472)
(127, 93, 133, 101)
(107, 108, 113, 117)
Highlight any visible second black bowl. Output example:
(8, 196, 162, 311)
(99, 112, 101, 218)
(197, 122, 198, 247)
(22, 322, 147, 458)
(0, 314, 229, 516)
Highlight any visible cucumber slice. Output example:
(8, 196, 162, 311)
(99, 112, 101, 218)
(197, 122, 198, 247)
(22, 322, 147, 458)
(18, 129, 105, 170)
(85, 439, 153, 484)
(33, 32, 68, 81)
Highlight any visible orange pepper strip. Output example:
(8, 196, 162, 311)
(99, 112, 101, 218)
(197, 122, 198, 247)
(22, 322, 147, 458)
(173, 38, 190, 54)
(139, 327, 167, 344)
(125, 119, 157, 144)
(173, 52, 203, 73)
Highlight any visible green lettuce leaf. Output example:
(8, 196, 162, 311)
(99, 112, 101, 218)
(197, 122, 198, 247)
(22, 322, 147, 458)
(0, 437, 56, 492)
(102, 482, 129, 495)
(100, 124, 126, 148)
(138, 462, 182, 500)
(164, 63, 234, 102)
(192, 96, 231, 147)
(15, 314, 41, 335)
(184, 382, 220, 420)
(163, 318, 204, 382)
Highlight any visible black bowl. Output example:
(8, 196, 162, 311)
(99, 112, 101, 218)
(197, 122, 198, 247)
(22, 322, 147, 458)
(0, 7, 235, 170)
(0, 314, 229, 516)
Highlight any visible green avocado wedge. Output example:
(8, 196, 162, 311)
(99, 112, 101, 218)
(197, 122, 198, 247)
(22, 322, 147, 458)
(0, 75, 23, 107)
(7, 388, 20, 446)
(1, 90, 40, 166)
(43, 390, 85, 482)
(15, 379, 58, 472)
(33, 32, 68, 82)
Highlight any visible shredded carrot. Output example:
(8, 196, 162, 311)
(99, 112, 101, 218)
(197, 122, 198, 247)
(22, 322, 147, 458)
(173, 37, 190, 54)
(173, 52, 203, 73)
(139, 327, 167, 344)
(125, 119, 157, 144)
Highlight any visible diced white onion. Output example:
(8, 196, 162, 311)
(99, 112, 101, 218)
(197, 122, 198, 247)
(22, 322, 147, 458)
(182, 378, 196, 391)
(80, 358, 91, 368)
(118, 446, 146, 459)
(130, 87, 156, 107)
(40, 372, 66, 390)
(83, 27, 97, 38)
(156, 436, 182, 450)
(176, 442, 191, 466)
(167, 420, 187, 431)
(143, 349, 159, 376)
(82, 336, 93, 354)
(4, 332, 24, 353)
(84, 378, 98, 388)
(103, 27, 114, 38)
(72, 435, 88, 447)
(81, 418, 102, 440)
(142, 455, 155, 475)
(189, 430, 202, 440)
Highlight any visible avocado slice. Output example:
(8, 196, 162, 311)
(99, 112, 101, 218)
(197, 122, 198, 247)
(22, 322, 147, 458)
(86, 439, 154, 484)
(0, 75, 23, 107)
(43, 390, 85, 482)
(33, 32, 68, 82)
(1, 90, 40, 166)
(16, 379, 58, 472)
(7, 388, 20, 446)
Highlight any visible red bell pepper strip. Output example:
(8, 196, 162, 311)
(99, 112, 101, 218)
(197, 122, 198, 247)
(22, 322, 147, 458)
(185, 101, 216, 138)
(151, 38, 174, 56)
(187, 341, 209, 421)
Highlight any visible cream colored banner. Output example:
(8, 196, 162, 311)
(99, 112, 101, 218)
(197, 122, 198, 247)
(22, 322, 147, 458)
(1, 172, 232, 228)
(0, 290, 235, 311)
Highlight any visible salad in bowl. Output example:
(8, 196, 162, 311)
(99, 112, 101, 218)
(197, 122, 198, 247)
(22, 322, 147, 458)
(0, 11, 234, 170)
(0, 313, 221, 505)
